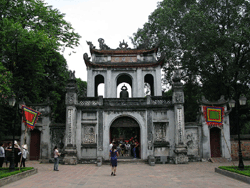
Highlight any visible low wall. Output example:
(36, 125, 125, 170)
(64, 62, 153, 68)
(231, 135, 250, 160)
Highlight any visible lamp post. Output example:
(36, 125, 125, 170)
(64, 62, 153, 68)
(8, 96, 16, 172)
(229, 95, 247, 170)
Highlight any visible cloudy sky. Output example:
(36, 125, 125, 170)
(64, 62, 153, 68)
(44, 0, 160, 81)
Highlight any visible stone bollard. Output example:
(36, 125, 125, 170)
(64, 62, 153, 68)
(96, 156, 102, 167)
(148, 155, 155, 166)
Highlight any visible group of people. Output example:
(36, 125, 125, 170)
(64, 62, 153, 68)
(109, 135, 140, 176)
(109, 136, 140, 159)
(0, 141, 29, 168)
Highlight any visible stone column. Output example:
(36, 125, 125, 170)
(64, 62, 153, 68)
(155, 67, 162, 96)
(172, 70, 188, 164)
(87, 68, 94, 97)
(106, 69, 112, 98)
(136, 68, 144, 97)
(64, 71, 78, 165)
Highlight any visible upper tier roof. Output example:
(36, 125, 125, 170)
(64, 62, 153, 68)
(83, 38, 165, 68)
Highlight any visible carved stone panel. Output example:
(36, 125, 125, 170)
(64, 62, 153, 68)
(185, 128, 199, 156)
(173, 92, 184, 104)
(82, 124, 96, 144)
(154, 123, 167, 142)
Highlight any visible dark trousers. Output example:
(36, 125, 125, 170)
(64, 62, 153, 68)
(20, 158, 26, 167)
(0, 157, 4, 167)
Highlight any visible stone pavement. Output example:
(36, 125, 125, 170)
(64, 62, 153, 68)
(3, 160, 250, 188)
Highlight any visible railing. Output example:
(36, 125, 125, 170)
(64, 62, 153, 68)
(78, 97, 99, 106)
(103, 98, 147, 106)
(77, 96, 172, 106)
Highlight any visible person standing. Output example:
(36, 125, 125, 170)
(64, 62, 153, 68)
(0, 142, 5, 167)
(5, 142, 12, 167)
(14, 141, 21, 167)
(109, 145, 119, 176)
(20, 144, 29, 167)
(53, 146, 60, 171)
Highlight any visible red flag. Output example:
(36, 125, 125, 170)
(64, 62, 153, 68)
(22, 105, 41, 130)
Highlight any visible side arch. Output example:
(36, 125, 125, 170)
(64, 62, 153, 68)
(94, 74, 104, 97)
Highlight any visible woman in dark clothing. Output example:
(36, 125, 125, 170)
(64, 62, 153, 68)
(109, 145, 119, 176)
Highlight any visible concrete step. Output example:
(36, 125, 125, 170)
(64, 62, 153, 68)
(210, 157, 229, 163)
(103, 158, 147, 165)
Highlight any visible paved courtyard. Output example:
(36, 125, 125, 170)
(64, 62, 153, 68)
(3, 160, 250, 188)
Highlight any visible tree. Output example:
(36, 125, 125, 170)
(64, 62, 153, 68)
(76, 78, 87, 97)
(132, 0, 250, 130)
(0, 0, 81, 139)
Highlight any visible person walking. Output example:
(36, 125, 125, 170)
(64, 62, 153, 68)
(20, 144, 29, 167)
(53, 146, 60, 171)
(109, 145, 119, 176)
(0, 142, 5, 167)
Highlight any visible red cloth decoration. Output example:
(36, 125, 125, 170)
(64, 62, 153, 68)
(22, 105, 41, 130)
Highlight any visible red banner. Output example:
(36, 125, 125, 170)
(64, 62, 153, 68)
(22, 105, 41, 130)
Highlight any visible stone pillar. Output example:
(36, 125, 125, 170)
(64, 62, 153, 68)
(136, 68, 144, 97)
(87, 68, 94, 97)
(64, 71, 78, 165)
(106, 69, 112, 98)
(155, 67, 162, 96)
(172, 70, 188, 164)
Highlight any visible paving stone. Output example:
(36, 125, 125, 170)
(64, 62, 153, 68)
(2, 161, 250, 188)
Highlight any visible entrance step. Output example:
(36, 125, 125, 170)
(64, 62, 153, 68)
(210, 157, 229, 163)
(103, 158, 146, 165)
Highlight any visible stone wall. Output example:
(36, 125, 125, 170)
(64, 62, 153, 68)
(231, 135, 250, 160)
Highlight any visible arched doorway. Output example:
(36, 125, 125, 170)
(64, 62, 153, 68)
(210, 127, 221, 158)
(116, 74, 133, 98)
(110, 116, 140, 158)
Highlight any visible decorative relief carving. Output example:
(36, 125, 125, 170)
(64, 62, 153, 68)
(78, 100, 99, 106)
(154, 123, 166, 141)
(82, 125, 96, 144)
(67, 93, 75, 104)
(175, 153, 189, 164)
(174, 92, 184, 103)
(185, 129, 199, 156)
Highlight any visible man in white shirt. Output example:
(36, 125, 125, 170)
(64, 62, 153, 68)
(0, 142, 5, 167)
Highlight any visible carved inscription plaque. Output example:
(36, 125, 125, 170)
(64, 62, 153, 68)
(82, 125, 96, 144)
(185, 128, 199, 156)
(111, 56, 137, 63)
(154, 123, 167, 141)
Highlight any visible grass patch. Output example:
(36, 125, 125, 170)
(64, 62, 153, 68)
(0, 167, 34, 179)
(218, 165, 250, 177)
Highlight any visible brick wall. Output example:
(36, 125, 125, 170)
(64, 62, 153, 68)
(230, 135, 250, 160)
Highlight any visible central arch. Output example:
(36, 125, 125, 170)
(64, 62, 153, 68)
(110, 116, 140, 158)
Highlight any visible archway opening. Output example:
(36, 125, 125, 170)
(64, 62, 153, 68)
(210, 127, 221, 158)
(95, 75, 105, 97)
(144, 74, 154, 96)
(110, 116, 140, 159)
(116, 74, 132, 98)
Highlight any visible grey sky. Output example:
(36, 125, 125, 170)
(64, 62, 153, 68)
(44, 0, 160, 81)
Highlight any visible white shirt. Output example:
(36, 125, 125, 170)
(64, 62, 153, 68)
(22, 149, 29, 159)
(0, 146, 5, 157)
(54, 149, 59, 158)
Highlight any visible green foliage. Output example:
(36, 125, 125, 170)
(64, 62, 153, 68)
(132, 0, 250, 131)
(218, 166, 250, 177)
(76, 78, 87, 97)
(0, 167, 34, 179)
(0, 0, 81, 137)
(0, 62, 13, 104)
